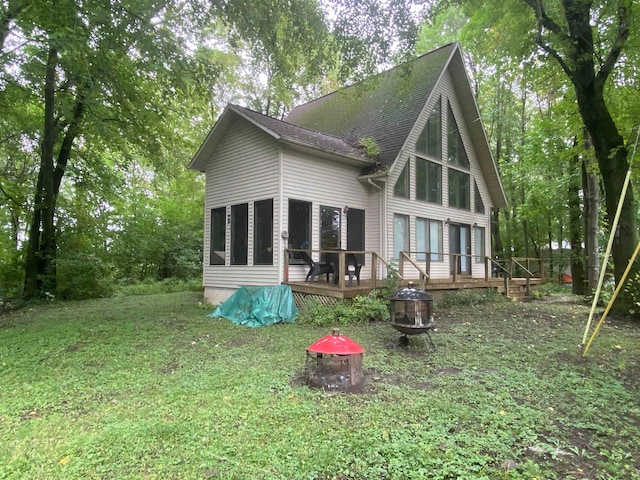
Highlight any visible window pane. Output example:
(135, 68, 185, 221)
(393, 162, 409, 198)
(427, 161, 442, 204)
(320, 205, 341, 250)
(427, 98, 441, 158)
(447, 102, 469, 168)
(393, 214, 409, 259)
(475, 227, 485, 263)
(347, 208, 366, 265)
(230, 203, 248, 265)
(449, 169, 470, 210)
(210, 207, 225, 265)
(416, 97, 441, 159)
(416, 158, 426, 201)
(430, 220, 443, 261)
(474, 181, 485, 214)
(288, 199, 311, 261)
(254, 199, 273, 265)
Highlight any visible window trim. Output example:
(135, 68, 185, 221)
(288, 199, 312, 264)
(393, 161, 410, 198)
(415, 156, 442, 204)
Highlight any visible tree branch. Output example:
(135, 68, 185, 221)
(521, 0, 575, 81)
(596, 0, 631, 88)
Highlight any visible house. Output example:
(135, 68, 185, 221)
(188, 43, 507, 305)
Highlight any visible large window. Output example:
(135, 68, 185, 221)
(320, 205, 341, 251)
(393, 214, 409, 260)
(209, 207, 226, 265)
(288, 199, 311, 262)
(254, 199, 273, 265)
(449, 169, 470, 210)
(230, 203, 248, 265)
(415, 97, 441, 158)
(474, 226, 486, 263)
(393, 161, 409, 198)
(416, 218, 443, 262)
(447, 102, 469, 168)
(416, 158, 442, 204)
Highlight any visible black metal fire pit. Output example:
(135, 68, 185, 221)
(389, 281, 436, 351)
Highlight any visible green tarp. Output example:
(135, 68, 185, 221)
(210, 285, 299, 327)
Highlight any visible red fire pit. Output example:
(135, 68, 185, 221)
(306, 328, 365, 392)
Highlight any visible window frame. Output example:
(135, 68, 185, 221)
(415, 156, 442, 204)
(474, 226, 486, 264)
(393, 214, 410, 260)
(253, 198, 273, 266)
(288, 199, 312, 264)
(230, 203, 248, 265)
(416, 217, 443, 262)
(448, 168, 471, 210)
(393, 161, 409, 198)
(209, 207, 226, 266)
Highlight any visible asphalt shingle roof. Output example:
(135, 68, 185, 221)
(285, 43, 457, 173)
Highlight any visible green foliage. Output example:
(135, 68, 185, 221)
(297, 292, 390, 326)
(115, 278, 201, 296)
(358, 136, 380, 158)
(623, 271, 640, 317)
(56, 253, 114, 301)
(380, 261, 401, 300)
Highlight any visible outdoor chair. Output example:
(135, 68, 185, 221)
(345, 253, 362, 286)
(299, 251, 333, 282)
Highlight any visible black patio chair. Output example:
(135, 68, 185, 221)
(345, 253, 362, 286)
(299, 251, 333, 282)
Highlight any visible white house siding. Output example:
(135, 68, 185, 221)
(282, 147, 377, 282)
(202, 119, 281, 303)
(385, 68, 494, 280)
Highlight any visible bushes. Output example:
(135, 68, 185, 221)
(297, 291, 390, 327)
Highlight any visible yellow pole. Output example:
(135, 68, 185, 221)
(583, 239, 640, 356)
(582, 126, 640, 345)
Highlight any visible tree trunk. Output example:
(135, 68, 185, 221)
(582, 151, 600, 290)
(568, 141, 586, 294)
(24, 46, 59, 299)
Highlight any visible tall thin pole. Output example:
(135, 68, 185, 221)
(581, 126, 640, 345)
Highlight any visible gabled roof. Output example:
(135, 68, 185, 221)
(285, 43, 456, 170)
(188, 104, 374, 172)
(285, 42, 507, 208)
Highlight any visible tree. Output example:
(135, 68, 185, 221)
(520, 0, 637, 310)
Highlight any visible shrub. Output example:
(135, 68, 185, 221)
(56, 253, 114, 300)
(297, 291, 390, 327)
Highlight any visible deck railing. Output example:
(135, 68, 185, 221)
(284, 249, 396, 289)
(285, 248, 542, 295)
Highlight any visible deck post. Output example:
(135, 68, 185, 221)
(371, 252, 378, 288)
(484, 256, 489, 282)
(452, 255, 458, 283)
(398, 252, 404, 279)
(338, 251, 346, 290)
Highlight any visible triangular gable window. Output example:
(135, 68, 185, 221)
(474, 180, 485, 214)
(393, 161, 409, 198)
(415, 97, 441, 158)
(447, 102, 469, 169)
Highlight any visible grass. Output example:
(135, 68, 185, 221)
(0, 292, 639, 479)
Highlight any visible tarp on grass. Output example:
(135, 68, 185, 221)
(210, 285, 298, 327)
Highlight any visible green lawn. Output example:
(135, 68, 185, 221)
(1, 292, 638, 479)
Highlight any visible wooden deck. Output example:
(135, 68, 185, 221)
(285, 276, 546, 301)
